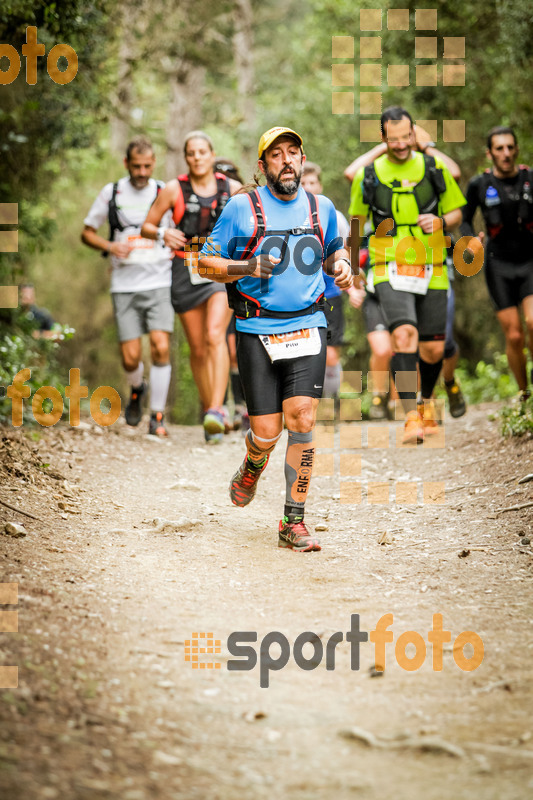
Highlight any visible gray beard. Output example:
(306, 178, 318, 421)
(266, 167, 301, 196)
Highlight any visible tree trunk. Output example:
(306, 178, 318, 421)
(109, 5, 141, 157)
(233, 0, 255, 165)
(165, 63, 207, 179)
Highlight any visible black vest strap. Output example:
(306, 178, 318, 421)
(106, 180, 163, 256)
(478, 167, 533, 237)
(177, 174, 230, 239)
(227, 189, 325, 319)
(362, 155, 445, 237)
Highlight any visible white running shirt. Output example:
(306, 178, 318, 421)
(84, 177, 172, 293)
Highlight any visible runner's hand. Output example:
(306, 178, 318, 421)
(241, 253, 280, 279)
(466, 232, 485, 258)
(333, 259, 353, 290)
(109, 241, 133, 259)
(417, 214, 442, 234)
(164, 229, 188, 250)
(346, 285, 365, 309)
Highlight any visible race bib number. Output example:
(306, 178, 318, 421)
(117, 232, 162, 265)
(388, 261, 433, 295)
(260, 327, 322, 362)
(185, 248, 213, 285)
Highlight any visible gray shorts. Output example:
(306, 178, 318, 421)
(111, 287, 174, 342)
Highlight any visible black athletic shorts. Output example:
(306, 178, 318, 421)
(362, 292, 388, 333)
(484, 255, 533, 311)
(171, 256, 226, 314)
(374, 282, 447, 341)
(444, 284, 457, 360)
(236, 327, 327, 416)
(227, 313, 237, 337)
(324, 295, 345, 346)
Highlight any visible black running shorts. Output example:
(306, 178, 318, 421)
(171, 256, 226, 314)
(236, 328, 328, 416)
(324, 295, 345, 346)
(484, 255, 533, 311)
(362, 292, 388, 333)
(374, 282, 447, 341)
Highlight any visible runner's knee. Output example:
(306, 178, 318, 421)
(284, 401, 315, 432)
(506, 328, 525, 348)
(391, 324, 417, 352)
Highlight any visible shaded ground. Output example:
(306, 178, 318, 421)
(0, 402, 532, 800)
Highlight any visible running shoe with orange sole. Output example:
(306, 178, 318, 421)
(420, 399, 440, 437)
(229, 455, 269, 507)
(402, 409, 424, 445)
(278, 517, 321, 552)
(149, 411, 168, 437)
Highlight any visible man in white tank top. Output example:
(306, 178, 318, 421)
(81, 136, 174, 436)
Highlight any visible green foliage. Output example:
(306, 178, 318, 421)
(500, 395, 533, 438)
(443, 353, 520, 404)
(0, 321, 75, 423)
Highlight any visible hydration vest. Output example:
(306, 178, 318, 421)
(108, 180, 164, 243)
(477, 166, 533, 238)
(172, 172, 230, 241)
(362, 154, 446, 237)
(227, 189, 326, 320)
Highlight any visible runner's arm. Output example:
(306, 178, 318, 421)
(344, 144, 387, 183)
(81, 225, 132, 259)
(323, 249, 353, 290)
(418, 207, 463, 234)
(197, 253, 279, 283)
(414, 124, 461, 180)
(459, 179, 482, 238)
(346, 215, 367, 290)
(141, 181, 187, 251)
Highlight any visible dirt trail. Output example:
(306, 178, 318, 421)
(0, 404, 532, 800)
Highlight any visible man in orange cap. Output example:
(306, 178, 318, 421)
(199, 127, 352, 551)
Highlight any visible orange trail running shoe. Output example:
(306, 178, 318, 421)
(402, 409, 424, 445)
(420, 399, 439, 436)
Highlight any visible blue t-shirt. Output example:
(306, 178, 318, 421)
(200, 185, 342, 334)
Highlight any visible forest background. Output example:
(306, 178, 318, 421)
(1, 0, 533, 423)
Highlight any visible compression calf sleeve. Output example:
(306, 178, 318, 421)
(245, 429, 281, 465)
(284, 429, 314, 520)
(390, 352, 418, 414)
(149, 363, 171, 412)
(126, 361, 144, 387)
(323, 363, 341, 398)
(419, 357, 443, 400)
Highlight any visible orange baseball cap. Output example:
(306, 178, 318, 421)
(257, 127, 304, 158)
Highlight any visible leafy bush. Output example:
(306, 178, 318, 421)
(0, 323, 75, 424)
(500, 395, 533, 438)
(446, 353, 520, 404)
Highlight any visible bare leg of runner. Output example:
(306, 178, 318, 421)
(522, 295, 533, 385)
(496, 306, 527, 392)
(178, 305, 211, 410)
(205, 292, 232, 408)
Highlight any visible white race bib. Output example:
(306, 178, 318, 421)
(260, 327, 322, 362)
(185, 249, 213, 285)
(388, 261, 433, 295)
(117, 232, 162, 266)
